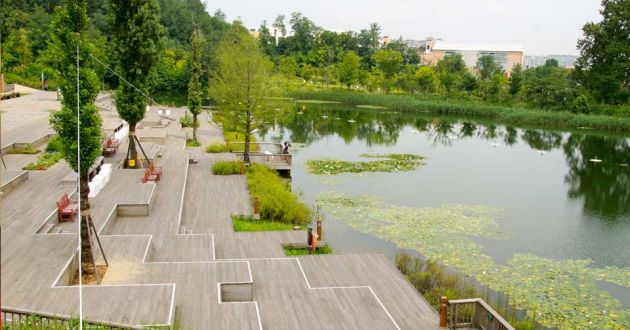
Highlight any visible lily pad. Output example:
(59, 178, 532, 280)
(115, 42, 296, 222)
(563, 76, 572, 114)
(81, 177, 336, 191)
(316, 191, 630, 329)
(306, 153, 425, 175)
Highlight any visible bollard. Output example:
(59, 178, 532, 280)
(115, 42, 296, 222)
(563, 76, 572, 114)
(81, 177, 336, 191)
(253, 197, 260, 220)
(439, 296, 448, 328)
(316, 220, 322, 241)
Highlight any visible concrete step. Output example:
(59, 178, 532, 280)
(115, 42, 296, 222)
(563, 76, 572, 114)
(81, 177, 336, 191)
(52, 226, 62, 234)
(186, 229, 192, 235)
(179, 226, 186, 235)
(40, 223, 55, 234)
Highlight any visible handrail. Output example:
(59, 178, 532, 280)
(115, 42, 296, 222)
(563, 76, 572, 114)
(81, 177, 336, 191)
(232, 152, 292, 168)
(1, 307, 143, 329)
(440, 297, 515, 330)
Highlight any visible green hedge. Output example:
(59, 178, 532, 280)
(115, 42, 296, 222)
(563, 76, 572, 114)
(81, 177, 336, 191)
(206, 143, 229, 153)
(246, 164, 311, 225)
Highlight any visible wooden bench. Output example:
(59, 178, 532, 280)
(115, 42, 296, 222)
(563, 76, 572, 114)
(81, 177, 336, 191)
(56, 194, 78, 222)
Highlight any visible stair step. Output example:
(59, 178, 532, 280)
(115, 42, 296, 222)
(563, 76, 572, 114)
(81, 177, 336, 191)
(186, 229, 192, 235)
(41, 223, 55, 234)
(53, 227, 63, 233)
(179, 226, 186, 235)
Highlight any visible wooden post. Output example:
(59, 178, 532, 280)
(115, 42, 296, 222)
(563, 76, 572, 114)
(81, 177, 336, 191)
(253, 196, 260, 220)
(316, 220, 322, 241)
(440, 296, 448, 328)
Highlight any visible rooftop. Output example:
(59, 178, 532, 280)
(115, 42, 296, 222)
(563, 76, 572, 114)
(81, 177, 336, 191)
(433, 41, 524, 52)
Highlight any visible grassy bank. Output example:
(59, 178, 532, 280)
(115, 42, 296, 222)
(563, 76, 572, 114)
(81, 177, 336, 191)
(211, 160, 243, 175)
(288, 89, 630, 132)
(232, 216, 296, 232)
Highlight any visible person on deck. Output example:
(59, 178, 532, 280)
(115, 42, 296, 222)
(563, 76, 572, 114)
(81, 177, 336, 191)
(282, 141, 291, 154)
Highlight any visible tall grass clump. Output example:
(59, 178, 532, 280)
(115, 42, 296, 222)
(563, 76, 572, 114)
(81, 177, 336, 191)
(206, 143, 229, 153)
(6, 143, 39, 154)
(246, 164, 311, 225)
(288, 89, 630, 132)
(211, 160, 243, 175)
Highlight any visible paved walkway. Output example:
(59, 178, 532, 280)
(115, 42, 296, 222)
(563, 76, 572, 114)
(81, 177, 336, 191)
(1, 98, 440, 329)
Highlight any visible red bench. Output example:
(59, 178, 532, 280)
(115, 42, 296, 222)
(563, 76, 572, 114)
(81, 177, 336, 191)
(142, 169, 158, 183)
(57, 194, 78, 222)
(149, 163, 162, 180)
(102, 138, 119, 156)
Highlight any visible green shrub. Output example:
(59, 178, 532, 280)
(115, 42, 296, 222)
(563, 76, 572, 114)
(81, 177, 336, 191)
(23, 152, 63, 170)
(232, 216, 295, 231)
(571, 95, 591, 114)
(224, 131, 258, 152)
(45, 135, 63, 153)
(186, 139, 201, 147)
(283, 244, 332, 256)
(6, 144, 39, 154)
(246, 164, 311, 225)
(179, 115, 198, 128)
(211, 160, 243, 175)
(206, 143, 229, 153)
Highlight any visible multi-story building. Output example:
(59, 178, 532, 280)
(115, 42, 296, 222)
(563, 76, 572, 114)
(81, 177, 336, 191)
(524, 55, 577, 68)
(420, 41, 524, 75)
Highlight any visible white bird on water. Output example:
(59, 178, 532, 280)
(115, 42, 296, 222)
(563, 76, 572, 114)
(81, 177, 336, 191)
(589, 157, 602, 163)
(347, 119, 356, 123)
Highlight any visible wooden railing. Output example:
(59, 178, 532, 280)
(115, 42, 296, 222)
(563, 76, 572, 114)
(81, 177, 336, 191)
(440, 297, 515, 330)
(232, 152, 292, 169)
(1, 307, 143, 329)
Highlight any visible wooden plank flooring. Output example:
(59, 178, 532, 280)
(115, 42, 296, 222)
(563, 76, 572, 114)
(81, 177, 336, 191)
(1, 102, 441, 329)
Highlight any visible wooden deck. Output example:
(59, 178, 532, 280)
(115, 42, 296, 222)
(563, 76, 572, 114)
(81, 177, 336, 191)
(1, 103, 441, 328)
(230, 142, 292, 171)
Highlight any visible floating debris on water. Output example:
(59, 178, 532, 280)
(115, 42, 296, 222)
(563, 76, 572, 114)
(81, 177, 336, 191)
(347, 119, 356, 123)
(356, 104, 388, 110)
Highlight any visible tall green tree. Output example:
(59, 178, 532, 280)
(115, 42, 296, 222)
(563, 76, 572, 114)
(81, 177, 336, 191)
(48, 0, 106, 282)
(188, 27, 204, 142)
(435, 54, 467, 94)
(475, 55, 502, 80)
(575, 0, 630, 104)
(109, 0, 164, 168)
(372, 49, 403, 93)
(509, 63, 523, 95)
(336, 51, 361, 89)
(210, 24, 274, 164)
(415, 66, 439, 93)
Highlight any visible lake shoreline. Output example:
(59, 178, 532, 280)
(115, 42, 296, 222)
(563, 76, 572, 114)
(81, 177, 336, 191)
(287, 89, 630, 133)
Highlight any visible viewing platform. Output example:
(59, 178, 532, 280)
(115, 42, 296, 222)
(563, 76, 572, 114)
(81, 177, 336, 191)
(230, 142, 292, 171)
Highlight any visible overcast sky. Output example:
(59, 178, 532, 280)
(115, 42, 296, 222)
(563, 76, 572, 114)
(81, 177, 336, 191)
(206, 0, 603, 55)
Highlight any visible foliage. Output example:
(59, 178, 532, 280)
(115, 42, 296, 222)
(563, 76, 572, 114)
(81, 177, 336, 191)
(185, 139, 201, 147)
(23, 151, 63, 170)
(372, 49, 403, 92)
(572, 95, 592, 114)
(575, 0, 630, 104)
(283, 244, 332, 256)
(209, 24, 274, 162)
(48, 0, 102, 177)
(232, 216, 295, 232)
(179, 114, 199, 128)
(211, 160, 243, 175)
(521, 66, 577, 109)
(206, 143, 229, 153)
(306, 153, 425, 175)
(317, 191, 630, 329)
(223, 131, 258, 152)
(435, 54, 467, 94)
(45, 135, 63, 152)
(109, 0, 165, 126)
(509, 63, 524, 95)
(336, 51, 361, 89)
(475, 55, 503, 81)
(6, 144, 39, 154)
(246, 164, 311, 225)
(188, 28, 204, 141)
(414, 66, 439, 93)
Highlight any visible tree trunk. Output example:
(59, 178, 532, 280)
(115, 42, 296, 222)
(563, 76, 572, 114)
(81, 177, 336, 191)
(126, 122, 138, 168)
(243, 134, 251, 165)
(192, 113, 198, 142)
(79, 174, 95, 278)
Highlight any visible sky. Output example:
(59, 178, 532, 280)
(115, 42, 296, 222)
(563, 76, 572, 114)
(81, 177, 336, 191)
(205, 0, 603, 56)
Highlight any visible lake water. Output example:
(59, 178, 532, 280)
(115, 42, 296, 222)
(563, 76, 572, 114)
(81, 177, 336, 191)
(260, 103, 630, 327)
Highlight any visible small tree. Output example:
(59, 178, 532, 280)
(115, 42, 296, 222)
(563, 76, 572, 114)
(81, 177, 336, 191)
(188, 28, 204, 142)
(509, 63, 523, 95)
(336, 51, 361, 89)
(372, 49, 403, 93)
(415, 66, 438, 93)
(475, 55, 503, 81)
(48, 0, 106, 282)
(109, 0, 164, 168)
(210, 24, 274, 164)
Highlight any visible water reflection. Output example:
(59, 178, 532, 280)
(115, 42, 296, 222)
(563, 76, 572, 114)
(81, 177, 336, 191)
(274, 104, 630, 219)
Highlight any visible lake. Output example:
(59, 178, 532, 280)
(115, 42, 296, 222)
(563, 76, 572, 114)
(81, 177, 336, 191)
(259, 102, 630, 328)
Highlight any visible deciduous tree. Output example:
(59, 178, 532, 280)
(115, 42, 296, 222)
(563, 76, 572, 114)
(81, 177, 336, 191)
(109, 0, 164, 168)
(188, 27, 204, 142)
